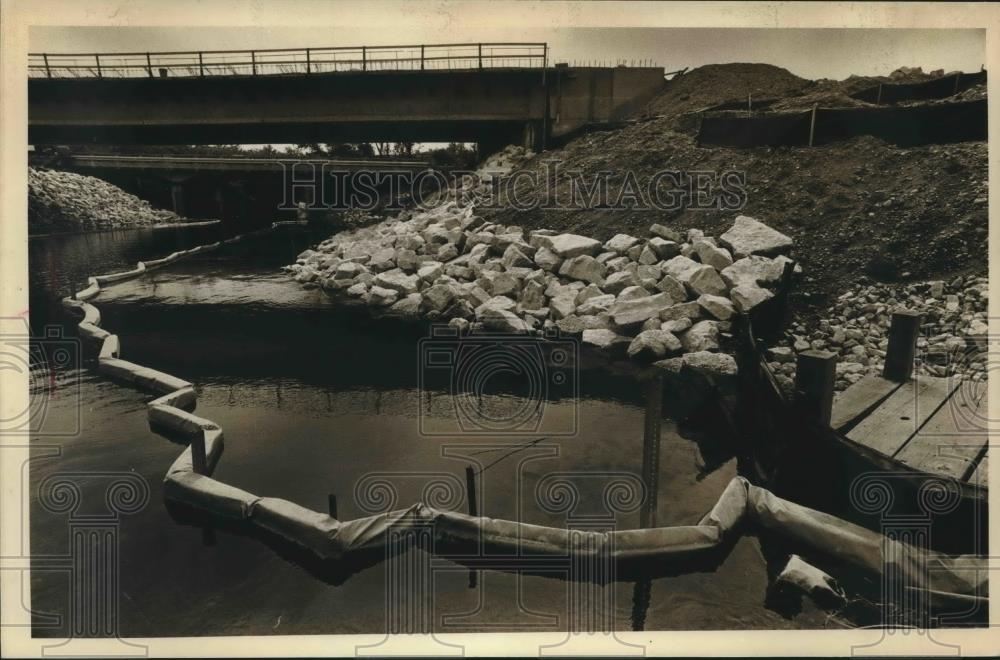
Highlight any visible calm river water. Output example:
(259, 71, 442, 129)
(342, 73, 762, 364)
(27, 224, 836, 637)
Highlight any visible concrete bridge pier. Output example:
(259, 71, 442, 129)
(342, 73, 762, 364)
(170, 183, 186, 216)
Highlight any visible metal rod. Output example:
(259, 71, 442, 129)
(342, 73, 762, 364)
(808, 103, 818, 147)
(362, 46, 366, 71)
(95, 54, 102, 78)
(251, 50, 256, 75)
(199, 52, 204, 77)
(465, 466, 478, 517)
(478, 43, 482, 69)
(43, 53, 51, 78)
(306, 48, 311, 74)
(146, 52, 152, 77)
(420, 45, 424, 70)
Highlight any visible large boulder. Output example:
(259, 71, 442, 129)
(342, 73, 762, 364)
(374, 269, 420, 295)
(367, 286, 399, 306)
(692, 239, 734, 270)
(475, 295, 517, 315)
(478, 308, 531, 333)
(604, 234, 642, 255)
(333, 261, 368, 280)
(730, 284, 774, 313)
(627, 329, 682, 361)
(502, 244, 534, 269)
(533, 247, 563, 272)
(721, 255, 788, 289)
(534, 233, 603, 258)
(576, 293, 616, 316)
(422, 282, 460, 313)
(648, 237, 681, 260)
(478, 270, 520, 297)
(680, 320, 720, 352)
(650, 223, 682, 242)
(604, 270, 641, 294)
(682, 350, 737, 379)
(609, 292, 676, 327)
(558, 255, 607, 285)
(655, 275, 687, 301)
(697, 294, 736, 321)
(660, 301, 702, 322)
(582, 328, 631, 353)
(719, 216, 793, 259)
(662, 256, 727, 296)
(389, 293, 423, 317)
(519, 280, 547, 310)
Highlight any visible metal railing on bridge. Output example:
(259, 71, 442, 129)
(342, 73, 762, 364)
(29, 42, 548, 79)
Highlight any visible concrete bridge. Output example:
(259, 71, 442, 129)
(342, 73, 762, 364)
(28, 43, 666, 150)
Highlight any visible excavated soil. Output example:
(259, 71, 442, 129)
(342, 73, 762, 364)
(483, 63, 987, 312)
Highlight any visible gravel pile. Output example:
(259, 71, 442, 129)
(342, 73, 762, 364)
(766, 275, 989, 394)
(29, 167, 185, 234)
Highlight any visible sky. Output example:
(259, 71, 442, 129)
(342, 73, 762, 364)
(31, 26, 985, 81)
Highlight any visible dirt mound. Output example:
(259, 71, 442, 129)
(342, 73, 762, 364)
(645, 63, 812, 117)
(481, 121, 987, 310)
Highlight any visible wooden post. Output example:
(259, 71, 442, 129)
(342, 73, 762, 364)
(362, 46, 366, 71)
(327, 494, 338, 518)
(464, 466, 478, 588)
(808, 103, 818, 147)
(794, 350, 837, 426)
(883, 310, 922, 382)
(420, 45, 425, 70)
(146, 53, 153, 78)
(191, 428, 207, 475)
(465, 466, 478, 517)
(251, 50, 256, 75)
(198, 52, 204, 77)
(478, 43, 483, 69)
(95, 54, 102, 78)
(43, 53, 51, 78)
(306, 48, 311, 74)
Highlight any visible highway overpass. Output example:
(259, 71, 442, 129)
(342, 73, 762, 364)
(28, 43, 666, 149)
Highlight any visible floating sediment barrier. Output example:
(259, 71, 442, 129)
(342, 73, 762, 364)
(61, 218, 986, 608)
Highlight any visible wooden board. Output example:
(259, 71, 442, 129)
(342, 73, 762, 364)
(970, 453, 988, 488)
(846, 376, 959, 457)
(894, 388, 988, 480)
(831, 375, 903, 432)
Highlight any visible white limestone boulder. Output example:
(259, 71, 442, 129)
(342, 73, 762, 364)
(719, 215, 793, 259)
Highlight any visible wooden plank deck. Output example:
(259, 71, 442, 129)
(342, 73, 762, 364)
(845, 376, 959, 457)
(831, 375, 902, 432)
(894, 388, 988, 480)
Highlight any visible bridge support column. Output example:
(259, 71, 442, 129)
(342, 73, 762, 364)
(170, 183, 186, 217)
(521, 121, 543, 152)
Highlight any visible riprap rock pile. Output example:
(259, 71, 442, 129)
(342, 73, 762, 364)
(286, 206, 797, 377)
(29, 167, 185, 234)
(766, 275, 989, 393)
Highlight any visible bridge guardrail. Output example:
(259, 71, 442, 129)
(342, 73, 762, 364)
(29, 42, 548, 79)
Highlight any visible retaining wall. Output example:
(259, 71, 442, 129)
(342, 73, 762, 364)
(61, 219, 986, 605)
